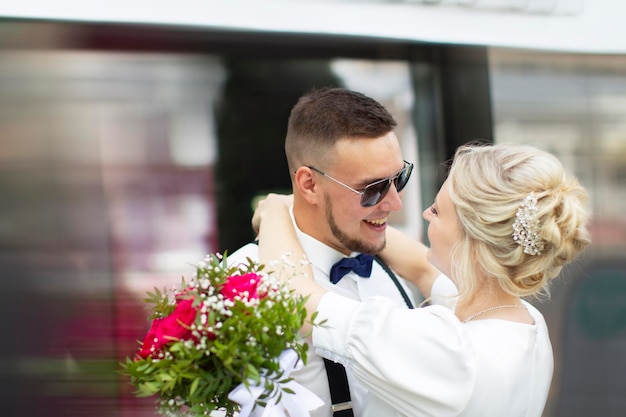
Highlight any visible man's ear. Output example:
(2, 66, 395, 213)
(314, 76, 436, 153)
(294, 166, 320, 205)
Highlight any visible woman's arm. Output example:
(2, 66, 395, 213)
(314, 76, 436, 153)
(382, 226, 441, 299)
(253, 194, 442, 301)
(253, 194, 326, 335)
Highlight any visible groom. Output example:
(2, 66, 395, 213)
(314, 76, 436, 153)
(228, 87, 417, 417)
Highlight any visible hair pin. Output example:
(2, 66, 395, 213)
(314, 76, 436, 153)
(512, 192, 544, 256)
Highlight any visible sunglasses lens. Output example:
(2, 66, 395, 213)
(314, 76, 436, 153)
(361, 181, 392, 207)
(361, 181, 391, 207)
(394, 163, 413, 192)
(360, 163, 413, 207)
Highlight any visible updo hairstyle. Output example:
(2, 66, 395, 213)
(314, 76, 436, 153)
(446, 143, 591, 300)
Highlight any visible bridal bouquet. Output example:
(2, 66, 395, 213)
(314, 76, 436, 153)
(120, 252, 316, 417)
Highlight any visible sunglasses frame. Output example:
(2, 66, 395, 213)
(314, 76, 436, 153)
(308, 161, 414, 207)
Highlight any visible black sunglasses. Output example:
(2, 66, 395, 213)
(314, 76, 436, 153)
(308, 161, 414, 207)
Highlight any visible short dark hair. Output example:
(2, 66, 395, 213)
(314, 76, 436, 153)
(285, 87, 397, 172)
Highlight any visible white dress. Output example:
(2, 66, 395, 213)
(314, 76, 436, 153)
(312, 276, 554, 417)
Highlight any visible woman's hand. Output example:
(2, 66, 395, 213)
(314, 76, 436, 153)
(252, 193, 294, 236)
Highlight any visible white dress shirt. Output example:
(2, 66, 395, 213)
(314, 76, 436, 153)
(227, 208, 416, 417)
(312, 275, 554, 417)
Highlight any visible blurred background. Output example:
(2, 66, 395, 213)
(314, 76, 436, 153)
(1, 1, 625, 416)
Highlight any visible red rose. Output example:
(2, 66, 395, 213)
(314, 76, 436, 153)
(137, 297, 198, 359)
(220, 272, 263, 302)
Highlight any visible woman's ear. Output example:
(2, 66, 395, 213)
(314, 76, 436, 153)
(294, 166, 320, 205)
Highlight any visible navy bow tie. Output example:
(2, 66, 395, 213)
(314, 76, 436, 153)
(329, 254, 375, 284)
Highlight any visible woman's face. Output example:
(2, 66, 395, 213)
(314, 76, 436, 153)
(422, 180, 461, 280)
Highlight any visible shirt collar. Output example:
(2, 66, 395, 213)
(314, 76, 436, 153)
(289, 206, 349, 276)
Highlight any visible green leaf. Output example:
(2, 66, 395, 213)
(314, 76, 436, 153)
(139, 381, 160, 395)
(189, 377, 200, 396)
(246, 363, 260, 383)
(159, 373, 174, 382)
(136, 361, 153, 372)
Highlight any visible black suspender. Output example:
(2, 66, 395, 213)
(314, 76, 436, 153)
(325, 256, 413, 416)
(323, 359, 355, 417)
(374, 256, 415, 309)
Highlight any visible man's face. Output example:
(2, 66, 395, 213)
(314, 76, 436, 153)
(314, 132, 407, 255)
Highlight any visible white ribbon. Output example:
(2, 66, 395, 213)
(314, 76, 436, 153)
(228, 349, 324, 417)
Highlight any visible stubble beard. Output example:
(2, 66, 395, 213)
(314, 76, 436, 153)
(325, 195, 385, 255)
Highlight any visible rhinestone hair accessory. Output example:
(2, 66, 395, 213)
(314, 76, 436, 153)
(512, 192, 544, 256)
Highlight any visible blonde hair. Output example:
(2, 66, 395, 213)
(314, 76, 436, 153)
(446, 143, 591, 301)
